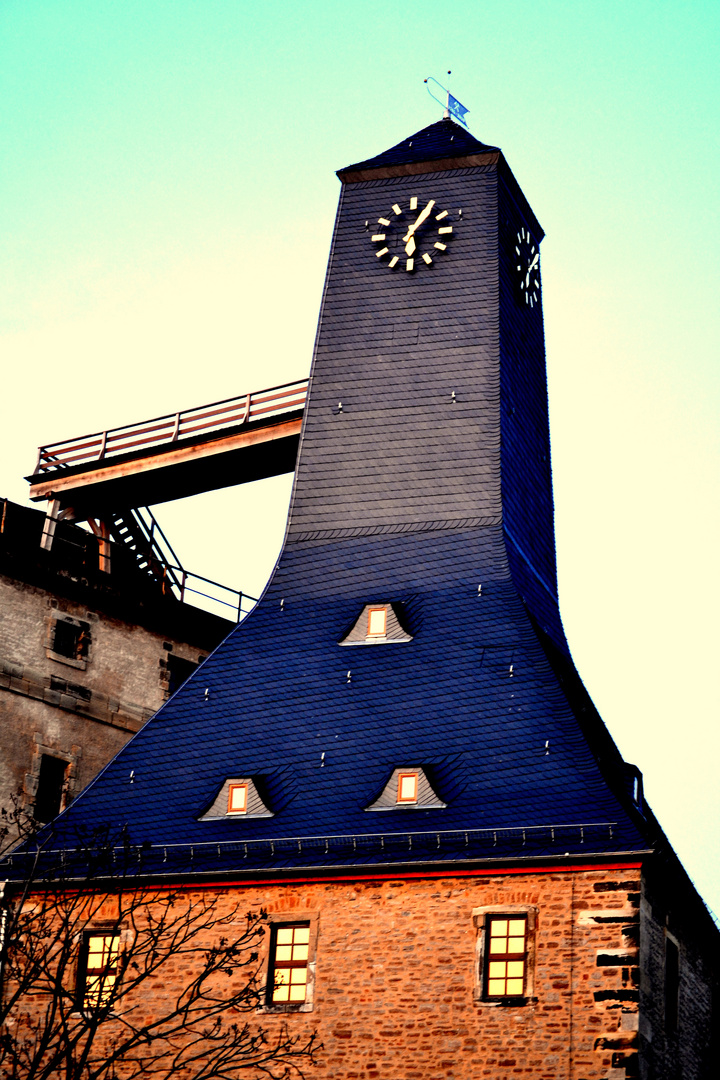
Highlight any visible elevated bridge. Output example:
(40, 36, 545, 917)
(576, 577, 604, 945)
(25, 379, 307, 614)
(27, 379, 307, 512)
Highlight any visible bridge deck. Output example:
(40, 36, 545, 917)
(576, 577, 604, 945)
(27, 380, 307, 512)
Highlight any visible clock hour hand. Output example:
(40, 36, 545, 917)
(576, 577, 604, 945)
(402, 199, 436, 244)
(405, 235, 416, 256)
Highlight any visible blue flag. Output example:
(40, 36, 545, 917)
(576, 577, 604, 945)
(447, 92, 469, 128)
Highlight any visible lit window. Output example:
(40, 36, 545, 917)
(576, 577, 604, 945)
(486, 916, 527, 997)
(367, 607, 387, 637)
(369, 604, 386, 635)
(227, 783, 248, 815)
(269, 924, 310, 1004)
(78, 933, 120, 1009)
(397, 772, 418, 804)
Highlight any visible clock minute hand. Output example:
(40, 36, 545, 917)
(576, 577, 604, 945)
(402, 199, 436, 243)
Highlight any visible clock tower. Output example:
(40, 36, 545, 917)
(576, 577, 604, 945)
(10, 118, 718, 1080)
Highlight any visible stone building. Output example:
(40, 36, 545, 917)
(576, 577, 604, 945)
(3, 119, 718, 1078)
(0, 497, 233, 825)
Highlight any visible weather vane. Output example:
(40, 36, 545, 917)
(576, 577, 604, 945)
(424, 71, 469, 129)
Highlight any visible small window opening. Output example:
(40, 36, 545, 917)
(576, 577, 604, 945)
(665, 937, 679, 1033)
(485, 916, 528, 998)
(268, 923, 310, 1004)
(167, 655, 198, 696)
(77, 933, 120, 1010)
(50, 676, 91, 701)
(367, 607, 387, 637)
(397, 772, 418, 804)
(227, 783, 248, 815)
(52, 619, 90, 661)
(35, 754, 67, 823)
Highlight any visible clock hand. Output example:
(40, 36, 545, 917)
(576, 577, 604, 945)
(402, 200, 435, 243)
(528, 253, 539, 272)
(405, 235, 416, 256)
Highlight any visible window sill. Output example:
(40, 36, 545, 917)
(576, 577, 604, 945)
(474, 995, 537, 1008)
(258, 1001, 314, 1014)
(46, 649, 87, 670)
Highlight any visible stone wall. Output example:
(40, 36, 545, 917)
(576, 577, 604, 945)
(638, 857, 718, 1079)
(13, 865, 652, 1080)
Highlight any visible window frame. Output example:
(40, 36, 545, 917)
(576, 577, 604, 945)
(34, 753, 68, 823)
(47, 615, 91, 670)
(261, 913, 318, 1014)
(227, 782, 249, 815)
(396, 771, 419, 804)
(472, 905, 538, 1006)
(366, 606, 388, 638)
(75, 930, 121, 1012)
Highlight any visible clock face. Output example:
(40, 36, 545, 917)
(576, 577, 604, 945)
(515, 226, 540, 308)
(369, 195, 454, 272)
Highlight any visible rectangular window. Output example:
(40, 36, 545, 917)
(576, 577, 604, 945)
(268, 923, 310, 1005)
(485, 916, 528, 997)
(367, 607, 387, 637)
(52, 619, 90, 661)
(167, 655, 198, 696)
(34, 754, 67, 823)
(665, 937, 679, 1032)
(397, 771, 418, 803)
(77, 933, 120, 1010)
(227, 783, 248, 814)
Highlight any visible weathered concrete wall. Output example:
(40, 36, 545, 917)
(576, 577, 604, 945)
(0, 571, 210, 817)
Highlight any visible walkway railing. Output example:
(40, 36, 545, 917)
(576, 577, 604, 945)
(32, 379, 308, 476)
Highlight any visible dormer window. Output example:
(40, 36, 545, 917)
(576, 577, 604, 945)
(367, 607, 388, 637)
(227, 783, 248, 815)
(199, 777, 273, 820)
(339, 603, 413, 646)
(397, 771, 418, 804)
(366, 767, 446, 811)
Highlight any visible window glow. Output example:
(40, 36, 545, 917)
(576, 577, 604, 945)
(82, 934, 119, 1008)
(271, 924, 310, 1003)
(227, 783, 248, 814)
(367, 607, 387, 637)
(486, 917, 527, 997)
(397, 772, 418, 803)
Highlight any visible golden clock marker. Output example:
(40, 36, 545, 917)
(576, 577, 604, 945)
(388, 256, 399, 268)
(422, 253, 432, 265)
(409, 196, 418, 210)
(392, 204, 402, 216)
(406, 257, 414, 271)
(435, 210, 448, 220)
(376, 247, 389, 258)
(378, 217, 391, 226)
(434, 242, 447, 251)
(371, 234, 386, 241)
(438, 226, 453, 235)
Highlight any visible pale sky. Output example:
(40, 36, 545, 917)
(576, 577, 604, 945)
(1, 1, 719, 914)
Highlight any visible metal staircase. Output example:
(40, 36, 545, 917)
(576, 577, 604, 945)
(108, 507, 184, 597)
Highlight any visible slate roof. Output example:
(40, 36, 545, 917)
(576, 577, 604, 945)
(5, 123, 653, 884)
(338, 117, 499, 174)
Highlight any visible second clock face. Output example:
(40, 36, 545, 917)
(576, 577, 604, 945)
(370, 195, 454, 272)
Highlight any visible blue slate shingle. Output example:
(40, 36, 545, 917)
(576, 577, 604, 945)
(10, 121, 651, 880)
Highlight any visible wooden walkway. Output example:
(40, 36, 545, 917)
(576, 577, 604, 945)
(27, 380, 307, 511)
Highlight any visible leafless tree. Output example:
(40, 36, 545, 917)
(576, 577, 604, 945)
(0, 804, 319, 1079)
